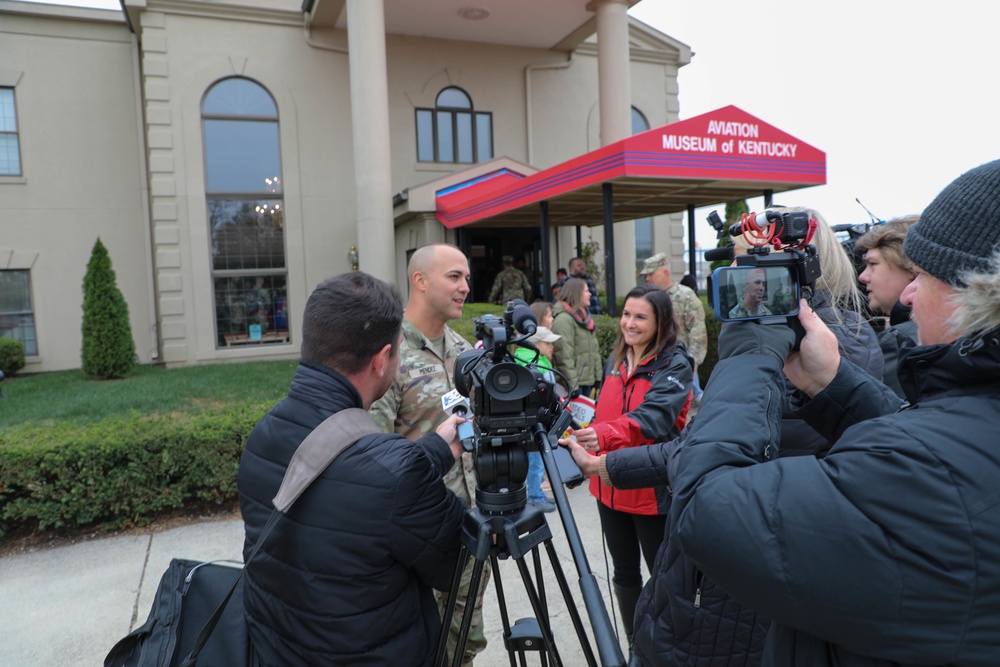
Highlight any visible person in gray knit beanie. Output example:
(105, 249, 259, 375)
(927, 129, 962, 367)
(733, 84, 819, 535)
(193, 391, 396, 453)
(899, 158, 1000, 343)
(903, 158, 1000, 287)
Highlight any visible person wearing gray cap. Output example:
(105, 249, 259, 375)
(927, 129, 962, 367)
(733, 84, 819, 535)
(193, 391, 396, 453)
(640, 252, 707, 403)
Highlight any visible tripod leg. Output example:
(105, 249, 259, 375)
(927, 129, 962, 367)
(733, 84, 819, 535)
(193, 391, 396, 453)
(513, 553, 566, 667)
(442, 553, 489, 667)
(541, 539, 599, 667)
(436, 543, 471, 667)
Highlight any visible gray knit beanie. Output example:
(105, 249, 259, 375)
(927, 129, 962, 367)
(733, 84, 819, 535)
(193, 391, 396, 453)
(904, 159, 1000, 286)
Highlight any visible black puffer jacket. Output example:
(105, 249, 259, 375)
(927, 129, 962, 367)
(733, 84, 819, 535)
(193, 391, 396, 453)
(878, 318, 917, 398)
(671, 328, 1000, 666)
(237, 362, 465, 666)
(779, 290, 884, 458)
(609, 431, 770, 667)
(615, 295, 884, 666)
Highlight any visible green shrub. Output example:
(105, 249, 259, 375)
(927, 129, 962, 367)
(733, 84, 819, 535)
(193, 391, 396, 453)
(81, 238, 136, 379)
(700, 294, 721, 382)
(0, 337, 25, 377)
(0, 404, 269, 538)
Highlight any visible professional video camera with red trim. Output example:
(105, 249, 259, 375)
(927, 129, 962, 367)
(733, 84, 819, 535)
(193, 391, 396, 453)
(705, 208, 823, 342)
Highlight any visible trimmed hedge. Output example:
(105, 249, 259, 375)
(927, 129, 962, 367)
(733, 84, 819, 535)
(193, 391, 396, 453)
(0, 299, 720, 541)
(700, 294, 721, 382)
(0, 337, 25, 377)
(0, 403, 269, 538)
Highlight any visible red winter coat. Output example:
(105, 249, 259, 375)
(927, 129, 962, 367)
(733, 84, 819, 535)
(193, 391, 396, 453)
(588, 342, 693, 515)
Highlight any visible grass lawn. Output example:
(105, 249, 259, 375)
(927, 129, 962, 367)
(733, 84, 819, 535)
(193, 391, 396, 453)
(1, 360, 299, 432)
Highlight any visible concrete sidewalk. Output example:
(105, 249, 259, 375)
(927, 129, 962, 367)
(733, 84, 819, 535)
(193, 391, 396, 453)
(0, 482, 637, 666)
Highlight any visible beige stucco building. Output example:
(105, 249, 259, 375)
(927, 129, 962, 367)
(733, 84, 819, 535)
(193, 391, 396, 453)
(0, 0, 692, 373)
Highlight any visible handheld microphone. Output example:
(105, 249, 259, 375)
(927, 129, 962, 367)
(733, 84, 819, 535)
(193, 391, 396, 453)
(441, 389, 476, 452)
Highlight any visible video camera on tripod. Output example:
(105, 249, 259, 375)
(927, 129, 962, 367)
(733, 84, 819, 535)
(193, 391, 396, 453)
(435, 299, 625, 667)
(449, 301, 583, 506)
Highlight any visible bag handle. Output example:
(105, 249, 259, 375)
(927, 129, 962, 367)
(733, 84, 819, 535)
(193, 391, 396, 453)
(180, 407, 381, 666)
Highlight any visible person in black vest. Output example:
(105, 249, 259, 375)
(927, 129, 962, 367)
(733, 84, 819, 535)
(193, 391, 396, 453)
(237, 272, 467, 667)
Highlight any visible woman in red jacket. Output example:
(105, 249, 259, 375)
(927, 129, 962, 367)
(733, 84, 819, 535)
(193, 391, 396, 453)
(561, 283, 693, 643)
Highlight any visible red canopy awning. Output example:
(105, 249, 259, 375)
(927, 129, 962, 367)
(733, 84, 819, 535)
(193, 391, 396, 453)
(436, 105, 826, 229)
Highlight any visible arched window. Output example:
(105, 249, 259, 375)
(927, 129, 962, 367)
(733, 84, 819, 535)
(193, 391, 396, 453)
(202, 77, 289, 348)
(416, 86, 493, 163)
(632, 107, 654, 265)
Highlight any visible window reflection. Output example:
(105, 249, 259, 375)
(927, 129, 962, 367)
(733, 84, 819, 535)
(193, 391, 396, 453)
(203, 120, 281, 193)
(415, 86, 493, 164)
(0, 270, 37, 355)
(202, 77, 289, 348)
(0, 88, 22, 176)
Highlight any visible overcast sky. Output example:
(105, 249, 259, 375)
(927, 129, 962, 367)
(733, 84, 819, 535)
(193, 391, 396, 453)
(629, 0, 999, 247)
(24, 0, 998, 247)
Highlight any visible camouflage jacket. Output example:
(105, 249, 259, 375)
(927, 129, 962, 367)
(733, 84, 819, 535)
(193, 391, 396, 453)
(666, 282, 708, 366)
(369, 318, 477, 505)
(489, 267, 532, 305)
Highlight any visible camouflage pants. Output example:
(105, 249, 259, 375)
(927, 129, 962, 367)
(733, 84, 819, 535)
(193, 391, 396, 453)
(435, 556, 491, 667)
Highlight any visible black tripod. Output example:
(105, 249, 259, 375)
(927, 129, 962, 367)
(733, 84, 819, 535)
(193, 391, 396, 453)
(435, 414, 626, 667)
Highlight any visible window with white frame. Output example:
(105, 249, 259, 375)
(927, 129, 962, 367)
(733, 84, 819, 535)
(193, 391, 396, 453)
(202, 77, 289, 348)
(416, 87, 493, 164)
(0, 270, 37, 356)
(0, 87, 22, 176)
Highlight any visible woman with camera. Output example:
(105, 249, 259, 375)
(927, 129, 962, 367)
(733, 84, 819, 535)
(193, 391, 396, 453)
(559, 283, 694, 644)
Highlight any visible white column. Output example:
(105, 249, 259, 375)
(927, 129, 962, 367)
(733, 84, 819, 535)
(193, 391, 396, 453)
(593, 0, 636, 296)
(346, 0, 394, 282)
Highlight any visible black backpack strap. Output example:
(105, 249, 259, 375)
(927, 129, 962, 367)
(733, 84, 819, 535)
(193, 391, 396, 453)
(179, 408, 381, 666)
(272, 408, 380, 512)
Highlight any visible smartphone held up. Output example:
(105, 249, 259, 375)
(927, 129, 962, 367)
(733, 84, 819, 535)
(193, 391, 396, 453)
(712, 265, 800, 322)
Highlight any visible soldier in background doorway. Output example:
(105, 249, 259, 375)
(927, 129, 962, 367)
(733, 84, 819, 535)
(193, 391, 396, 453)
(488, 255, 532, 305)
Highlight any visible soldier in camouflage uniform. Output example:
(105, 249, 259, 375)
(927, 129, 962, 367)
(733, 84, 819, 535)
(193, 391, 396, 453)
(639, 253, 708, 368)
(369, 243, 488, 666)
(488, 255, 532, 305)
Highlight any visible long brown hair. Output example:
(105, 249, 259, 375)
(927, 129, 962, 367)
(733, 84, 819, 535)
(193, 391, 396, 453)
(608, 284, 678, 374)
(556, 277, 588, 314)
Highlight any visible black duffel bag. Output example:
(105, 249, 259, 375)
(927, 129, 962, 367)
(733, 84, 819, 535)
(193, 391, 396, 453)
(104, 559, 247, 667)
(104, 408, 380, 667)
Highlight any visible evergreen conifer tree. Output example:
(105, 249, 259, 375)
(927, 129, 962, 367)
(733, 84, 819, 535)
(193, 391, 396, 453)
(81, 238, 136, 379)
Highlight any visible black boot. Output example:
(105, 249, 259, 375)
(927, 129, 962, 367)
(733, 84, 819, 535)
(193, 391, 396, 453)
(613, 583, 643, 644)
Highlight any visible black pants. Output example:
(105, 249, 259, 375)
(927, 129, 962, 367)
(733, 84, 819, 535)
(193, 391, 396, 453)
(597, 501, 666, 588)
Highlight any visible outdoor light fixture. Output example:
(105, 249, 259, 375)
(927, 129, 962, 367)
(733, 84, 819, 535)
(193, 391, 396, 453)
(348, 245, 359, 271)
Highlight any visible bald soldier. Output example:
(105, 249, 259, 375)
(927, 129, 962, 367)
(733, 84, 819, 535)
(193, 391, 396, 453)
(369, 243, 488, 666)
(729, 267, 773, 319)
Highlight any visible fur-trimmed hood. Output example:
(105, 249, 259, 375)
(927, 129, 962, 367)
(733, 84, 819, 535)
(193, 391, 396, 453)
(951, 248, 1000, 336)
